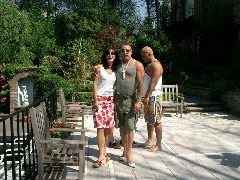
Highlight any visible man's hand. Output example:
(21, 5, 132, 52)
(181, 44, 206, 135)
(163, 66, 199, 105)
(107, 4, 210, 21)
(134, 101, 142, 112)
(143, 96, 150, 106)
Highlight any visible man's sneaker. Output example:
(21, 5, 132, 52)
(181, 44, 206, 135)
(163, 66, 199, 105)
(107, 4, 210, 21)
(109, 142, 121, 149)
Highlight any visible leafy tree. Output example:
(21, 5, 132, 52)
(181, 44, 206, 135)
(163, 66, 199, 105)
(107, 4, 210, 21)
(0, 2, 32, 65)
(141, 0, 170, 38)
(134, 34, 171, 69)
(27, 14, 58, 65)
(199, 0, 234, 71)
(0, 2, 57, 66)
(62, 38, 99, 88)
(55, 10, 102, 45)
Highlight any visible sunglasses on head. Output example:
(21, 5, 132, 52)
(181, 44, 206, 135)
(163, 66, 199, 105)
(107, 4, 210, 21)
(121, 49, 131, 53)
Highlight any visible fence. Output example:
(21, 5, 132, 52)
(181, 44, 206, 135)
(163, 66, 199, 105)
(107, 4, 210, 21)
(0, 88, 57, 180)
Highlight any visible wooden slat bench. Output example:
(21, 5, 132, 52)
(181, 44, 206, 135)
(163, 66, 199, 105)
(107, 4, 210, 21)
(161, 84, 184, 117)
(30, 102, 89, 180)
(59, 88, 92, 127)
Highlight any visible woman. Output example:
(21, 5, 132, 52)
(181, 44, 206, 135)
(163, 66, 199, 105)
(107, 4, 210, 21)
(92, 48, 120, 168)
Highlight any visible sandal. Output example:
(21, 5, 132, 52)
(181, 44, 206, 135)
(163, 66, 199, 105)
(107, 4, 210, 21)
(128, 162, 136, 168)
(105, 155, 110, 162)
(92, 159, 106, 168)
(119, 156, 127, 162)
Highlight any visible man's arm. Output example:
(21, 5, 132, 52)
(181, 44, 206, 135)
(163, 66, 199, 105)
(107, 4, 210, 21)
(134, 61, 144, 112)
(143, 62, 163, 105)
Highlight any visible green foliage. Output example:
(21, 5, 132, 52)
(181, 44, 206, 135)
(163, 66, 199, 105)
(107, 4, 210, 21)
(40, 56, 62, 73)
(51, 120, 74, 139)
(199, 0, 234, 69)
(209, 80, 237, 101)
(0, 2, 33, 65)
(37, 70, 73, 94)
(112, 0, 141, 33)
(75, 92, 92, 106)
(55, 10, 102, 45)
(62, 38, 99, 90)
(0, 2, 58, 66)
(134, 34, 171, 71)
(27, 15, 58, 64)
(0, 71, 9, 113)
(55, 0, 140, 46)
(36, 57, 74, 96)
(96, 27, 135, 50)
(187, 75, 212, 88)
(77, 81, 93, 92)
(18, 0, 48, 15)
(231, 44, 240, 79)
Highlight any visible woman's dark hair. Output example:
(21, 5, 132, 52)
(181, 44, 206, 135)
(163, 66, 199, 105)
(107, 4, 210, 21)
(100, 48, 120, 71)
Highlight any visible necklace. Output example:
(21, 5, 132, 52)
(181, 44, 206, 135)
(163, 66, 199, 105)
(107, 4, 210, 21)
(121, 59, 132, 80)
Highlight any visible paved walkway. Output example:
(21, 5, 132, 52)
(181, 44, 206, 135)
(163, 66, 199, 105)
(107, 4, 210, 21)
(47, 111, 240, 179)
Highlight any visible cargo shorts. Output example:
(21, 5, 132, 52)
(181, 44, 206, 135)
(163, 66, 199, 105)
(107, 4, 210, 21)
(114, 92, 138, 131)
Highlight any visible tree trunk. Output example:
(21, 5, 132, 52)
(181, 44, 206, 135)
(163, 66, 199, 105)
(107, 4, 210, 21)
(155, 0, 161, 38)
(47, 0, 52, 17)
(146, 0, 152, 36)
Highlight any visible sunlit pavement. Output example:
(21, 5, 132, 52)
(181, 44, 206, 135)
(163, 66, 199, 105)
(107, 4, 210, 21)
(45, 112, 240, 179)
(84, 112, 240, 180)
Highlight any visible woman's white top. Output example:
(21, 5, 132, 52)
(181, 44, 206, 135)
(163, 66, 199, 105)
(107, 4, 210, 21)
(143, 72, 162, 97)
(97, 65, 116, 96)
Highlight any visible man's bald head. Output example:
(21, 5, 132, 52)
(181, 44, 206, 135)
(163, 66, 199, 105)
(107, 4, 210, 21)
(141, 46, 153, 55)
(141, 46, 154, 63)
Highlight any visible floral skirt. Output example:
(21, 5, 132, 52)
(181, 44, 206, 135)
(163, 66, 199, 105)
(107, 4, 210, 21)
(93, 96, 115, 128)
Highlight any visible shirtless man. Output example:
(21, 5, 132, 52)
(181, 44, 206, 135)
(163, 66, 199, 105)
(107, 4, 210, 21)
(141, 46, 163, 152)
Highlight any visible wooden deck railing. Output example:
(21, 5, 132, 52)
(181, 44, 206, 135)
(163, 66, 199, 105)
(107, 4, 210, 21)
(0, 88, 57, 180)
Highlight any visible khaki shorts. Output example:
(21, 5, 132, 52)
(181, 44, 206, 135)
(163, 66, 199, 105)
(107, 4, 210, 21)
(114, 94, 138, 131)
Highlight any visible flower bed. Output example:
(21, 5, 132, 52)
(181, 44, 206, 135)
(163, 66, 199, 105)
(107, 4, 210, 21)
(50, 120, 74, 139)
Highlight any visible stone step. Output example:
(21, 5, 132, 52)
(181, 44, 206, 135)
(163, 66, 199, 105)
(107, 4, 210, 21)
(162, 105, 226, 113)
(184, 102, 223, 107)
(185, 106, 226, 112)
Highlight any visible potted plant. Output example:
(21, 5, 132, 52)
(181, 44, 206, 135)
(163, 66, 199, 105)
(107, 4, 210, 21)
(50, 120, 74, 139)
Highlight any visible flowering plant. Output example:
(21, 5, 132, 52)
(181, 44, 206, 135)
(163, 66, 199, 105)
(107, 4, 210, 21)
(0, 75, 9, 113)
(50, 120, 74, 139)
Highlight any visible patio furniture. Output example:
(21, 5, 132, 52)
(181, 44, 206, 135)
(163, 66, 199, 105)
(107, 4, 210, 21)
(161, 84, 184, 117)
(59, 88, 92, 127)
(30, 102, 88, 180)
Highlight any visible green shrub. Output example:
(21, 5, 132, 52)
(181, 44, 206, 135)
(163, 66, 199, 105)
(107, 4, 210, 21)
(35, 68, 74, 96)
(77, 81, 93, 92)
(209, 80, 236, 101)
(75, 92, 92, 106)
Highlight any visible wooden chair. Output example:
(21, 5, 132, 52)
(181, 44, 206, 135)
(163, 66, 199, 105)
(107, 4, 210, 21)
(30, 102, 89, 180)
(59, 88, 86, 108)
(161, 84, 184, 117)
(59, 88, 92, 127)
(59, 88, 84, 124)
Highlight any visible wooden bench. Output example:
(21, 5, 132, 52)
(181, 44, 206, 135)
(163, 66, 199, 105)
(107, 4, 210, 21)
(30, 102, 89, 180)
(59, 88, 92, 127)
(161, 84, 184, 117)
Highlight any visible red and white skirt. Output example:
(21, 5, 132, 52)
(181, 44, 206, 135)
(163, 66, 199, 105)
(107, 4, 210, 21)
(93, 96, 115, 128)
